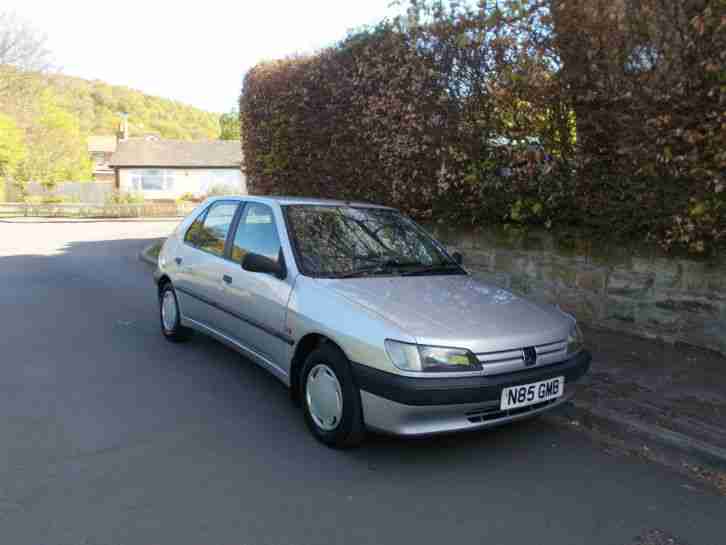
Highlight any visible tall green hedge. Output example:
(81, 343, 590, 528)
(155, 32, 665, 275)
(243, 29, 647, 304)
(241, 28, 445, 214)
(241, 0, 725, 254)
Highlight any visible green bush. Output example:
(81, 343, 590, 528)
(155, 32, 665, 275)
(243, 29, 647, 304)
(25, 194, 79, 204)
(106, 190, 144, 205)
(40, 196, 66, 204)
(177, 192, 198, 202)
(206, 184, 239, 197)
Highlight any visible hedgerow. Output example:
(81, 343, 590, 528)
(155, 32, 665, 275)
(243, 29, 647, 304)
(241, 0, 725, 254)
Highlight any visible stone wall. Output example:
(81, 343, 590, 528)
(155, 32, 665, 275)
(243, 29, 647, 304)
(431, 225, 726, 356)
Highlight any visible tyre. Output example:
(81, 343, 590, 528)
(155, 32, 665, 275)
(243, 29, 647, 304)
(159, 282, 193, 343)
(300, 343, 365, 448)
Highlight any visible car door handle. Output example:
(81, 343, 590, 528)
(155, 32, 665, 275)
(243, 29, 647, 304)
(175, 257, 183, 265)
(223, 275, 233, 285)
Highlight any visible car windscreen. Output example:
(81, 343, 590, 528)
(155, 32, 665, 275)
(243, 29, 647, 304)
(283, 205, 464, 278)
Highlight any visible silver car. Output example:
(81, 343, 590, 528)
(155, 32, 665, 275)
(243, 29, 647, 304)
(154, 196, 591, 448)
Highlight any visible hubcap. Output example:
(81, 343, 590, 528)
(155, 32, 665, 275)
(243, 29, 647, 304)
(305, 364, 343, 431)
(161, 290, 178, 331)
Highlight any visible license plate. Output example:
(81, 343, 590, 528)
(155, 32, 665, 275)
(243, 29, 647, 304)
(500, 376, 564, 411)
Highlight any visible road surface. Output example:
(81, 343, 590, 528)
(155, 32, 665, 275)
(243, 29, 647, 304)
(0, 219, 723, 545)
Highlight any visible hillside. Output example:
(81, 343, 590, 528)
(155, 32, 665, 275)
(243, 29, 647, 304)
(0, 70, 226, 198)
(46, 73, 221, 140)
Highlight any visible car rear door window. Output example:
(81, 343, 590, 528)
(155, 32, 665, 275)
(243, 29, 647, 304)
(230, 203, 281, 264)
(186, 201, 238, 257)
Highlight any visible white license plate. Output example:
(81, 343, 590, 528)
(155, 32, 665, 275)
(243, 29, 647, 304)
(500, 376, 564, 411)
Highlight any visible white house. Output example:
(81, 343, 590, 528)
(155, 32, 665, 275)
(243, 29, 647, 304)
(108, 137, 245, 200)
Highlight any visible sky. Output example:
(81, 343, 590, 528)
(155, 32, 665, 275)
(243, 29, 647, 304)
(4, 0, 406, 113)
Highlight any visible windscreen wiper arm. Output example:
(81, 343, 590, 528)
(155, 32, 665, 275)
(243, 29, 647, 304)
(400, 263, 465, 276)
(338, 260, 422, 278)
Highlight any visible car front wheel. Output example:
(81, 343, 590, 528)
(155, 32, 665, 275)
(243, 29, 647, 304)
(301, 343, 365, 448)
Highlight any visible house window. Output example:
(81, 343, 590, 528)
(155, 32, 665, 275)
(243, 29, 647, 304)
(199, 169, 240, 194)
(130, 169, 177, 192)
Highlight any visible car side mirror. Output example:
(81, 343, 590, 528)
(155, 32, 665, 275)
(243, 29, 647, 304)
(452, 251, 464, 265)
(242, 252, 285, 279)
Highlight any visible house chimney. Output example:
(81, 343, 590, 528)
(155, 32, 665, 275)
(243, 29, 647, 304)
(119, 112, 129, 141)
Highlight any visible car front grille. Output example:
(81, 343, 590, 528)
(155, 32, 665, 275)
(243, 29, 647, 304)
(474, 340, 567, 375)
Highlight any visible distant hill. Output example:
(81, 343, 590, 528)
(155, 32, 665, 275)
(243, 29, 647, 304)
(46, 73, 221, 140)
(0, 70, 225, 197)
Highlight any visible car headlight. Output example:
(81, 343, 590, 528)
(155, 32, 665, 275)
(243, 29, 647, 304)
(566, 323, 585, 355)
(385, 340, 481, 373)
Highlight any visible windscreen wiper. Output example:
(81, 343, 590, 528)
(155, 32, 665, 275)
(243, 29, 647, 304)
(338, 260, 422, 278)
(400, 263, 466, 276)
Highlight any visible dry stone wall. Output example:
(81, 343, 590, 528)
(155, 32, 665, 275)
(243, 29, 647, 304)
(433, 225, 726, 356)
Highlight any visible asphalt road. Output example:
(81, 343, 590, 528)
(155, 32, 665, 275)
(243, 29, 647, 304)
(1, 219, 724, 545)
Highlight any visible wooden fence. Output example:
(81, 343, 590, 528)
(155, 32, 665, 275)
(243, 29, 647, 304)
(5, 181, 115, 204)
(0, 201, 198, 219)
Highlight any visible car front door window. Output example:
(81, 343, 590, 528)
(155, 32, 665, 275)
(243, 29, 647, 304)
(230, 203, 282, 264)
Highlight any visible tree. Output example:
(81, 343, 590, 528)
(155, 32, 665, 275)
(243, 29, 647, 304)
(0, 113, 25, 200)
(0, 11, 51, 101)
(14, 90, 92, 190)
(0, 113, 25, 172)
(219, 108, 241, 140)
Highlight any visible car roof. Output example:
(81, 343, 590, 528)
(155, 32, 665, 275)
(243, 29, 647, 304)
(204, 195, 396, 210)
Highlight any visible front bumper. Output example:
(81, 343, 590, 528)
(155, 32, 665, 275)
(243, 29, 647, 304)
(353, 350, 591, 436)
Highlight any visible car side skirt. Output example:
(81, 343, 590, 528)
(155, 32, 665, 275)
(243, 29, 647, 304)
(181, 316, 291, 386)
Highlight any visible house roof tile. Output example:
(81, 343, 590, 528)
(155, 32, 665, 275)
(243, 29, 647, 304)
(109, 138, 242, 168)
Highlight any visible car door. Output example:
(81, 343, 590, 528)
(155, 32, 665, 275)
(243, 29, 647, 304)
(174, 200, 240, 331)
(219, 202, 294, 378)
(172, 205, 211, 324)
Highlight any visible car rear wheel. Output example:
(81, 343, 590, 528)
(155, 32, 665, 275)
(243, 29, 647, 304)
(160, 283, 192, 343)
(301, 343, 365, 448)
